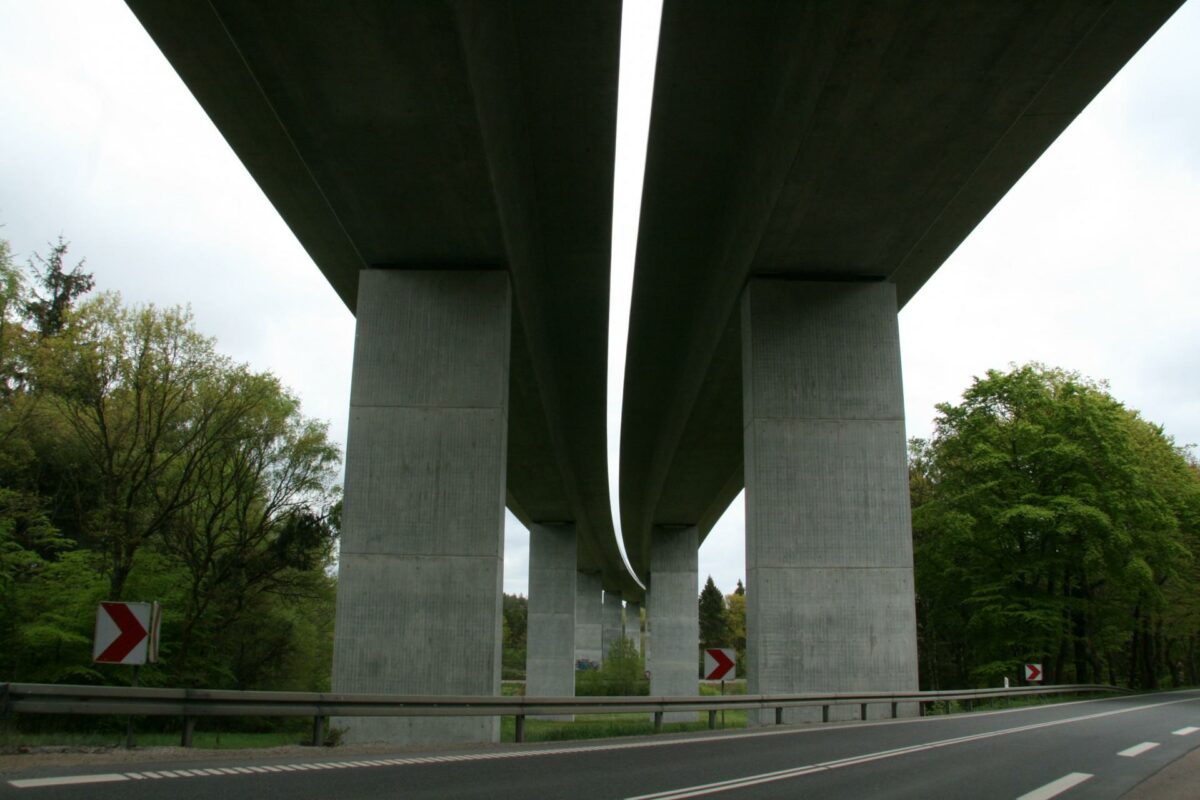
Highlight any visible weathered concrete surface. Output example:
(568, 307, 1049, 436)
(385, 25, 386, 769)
(742, 279, 917, 723)
(602, 591, 624, 663)
(647, 527, 699, 722)
(332, 269, 510, 744)
(625, 601, 643, 655)
(527, 523, 576, 719)
(574, 572, 603, 671)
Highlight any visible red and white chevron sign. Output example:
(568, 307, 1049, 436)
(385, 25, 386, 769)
(1024, 663, 1043, 682)
(703, 648, 737, 681)
(93, 601, 160, 665)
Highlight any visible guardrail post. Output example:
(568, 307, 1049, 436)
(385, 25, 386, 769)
(654, 712, 663, 733)
(311, 714, 325, 747)
(775, 707, 783, 725)
(919, 701, 925, 717)
(965, 699, 973, 712)
(890, 702, 898, 719)
(708, 710, 716, 730)
(181, 716, 195, 748)
(515, 715, 525, 743)
(860, 703, 868, 721)
(822, 705, 829, 723)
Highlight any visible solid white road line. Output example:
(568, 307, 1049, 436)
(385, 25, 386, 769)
(626, 696, 1199, 800)
(1015, 772, 1093, 800)
(9, 774, 128, 789)
(1172, 726, 1199, 735)
(1118, 742, 1160, 757)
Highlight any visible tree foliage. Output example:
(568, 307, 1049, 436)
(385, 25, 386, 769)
(912, 364, 1200, 689)
(501, 593, 527, 680)
(0, 237, 341, 692)
(24, 237, 93, 338)
(698, 575, 729, 649)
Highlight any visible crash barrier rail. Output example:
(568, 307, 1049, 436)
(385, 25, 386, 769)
(0, 682, 1124, 746)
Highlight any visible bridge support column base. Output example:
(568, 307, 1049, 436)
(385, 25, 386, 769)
(647, 526, 698, 723)
(742, 279, 919, 726)
(332, 269, 511, 745)
(574, 571, 603, 673)
(601, 590, 624, 663)
(528, 523, 576, 721)
(625, 601, 643, 655)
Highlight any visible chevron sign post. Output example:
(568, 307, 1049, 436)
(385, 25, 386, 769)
(1024, 663, 1043, 683)
(93, 601, 161, 665)
(703, 648, 737, 681)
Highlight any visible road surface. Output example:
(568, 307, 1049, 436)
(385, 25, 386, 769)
(4, 690, 1198, 799)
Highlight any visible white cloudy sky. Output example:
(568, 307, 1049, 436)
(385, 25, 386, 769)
(1, 1, 1197, 599)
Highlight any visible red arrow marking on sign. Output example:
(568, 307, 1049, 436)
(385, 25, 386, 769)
(706, 649, 735, 680)
(1026, 664, 1042, 681)
(97, 602, 148, 663)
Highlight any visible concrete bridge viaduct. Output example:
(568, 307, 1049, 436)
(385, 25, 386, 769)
(126, 0, 1182, 743)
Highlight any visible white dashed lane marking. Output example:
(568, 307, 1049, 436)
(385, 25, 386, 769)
(1172, 726, 1199, 735)
(1117, 742, 1160, 757)
(1015, 772, 1092, 800)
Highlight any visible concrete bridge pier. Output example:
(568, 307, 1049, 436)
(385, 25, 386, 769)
(527, 523, 577, 718)
(332, 269, 511, 744)
(647, 526, 698, 722)
(601, 590, 624, 662)
(574, 571, 603, 672)
(741, 278, 918, 724)
(625, 601, 642, 655)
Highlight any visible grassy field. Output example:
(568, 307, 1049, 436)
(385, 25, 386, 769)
(921, 690, 1122, 715)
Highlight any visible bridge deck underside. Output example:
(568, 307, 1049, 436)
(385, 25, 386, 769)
(126, 0, 639, 595)
(619, 0, 1183, 577)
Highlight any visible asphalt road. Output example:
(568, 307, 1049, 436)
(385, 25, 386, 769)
(4, 690, 1199, 799)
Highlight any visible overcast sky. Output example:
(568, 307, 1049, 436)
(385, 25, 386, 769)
(2, 1, 1197, 599)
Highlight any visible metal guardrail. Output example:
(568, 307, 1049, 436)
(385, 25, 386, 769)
(0, 682, 1124, 746)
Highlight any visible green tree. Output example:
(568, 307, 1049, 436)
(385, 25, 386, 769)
(502, 593, 527, 679)
(156, 375, 340, 685)
(35, 296, 274, 599)
(24, 237, 93, 338)
(911, 364, 1199, 689)
(0, 236, 344, 694)
(575, 637, 646, 696)
(699, 575, 729, 648)
(724, 587, 746, 678)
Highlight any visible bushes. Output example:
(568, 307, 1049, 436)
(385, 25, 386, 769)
(575, 638, 647, 696)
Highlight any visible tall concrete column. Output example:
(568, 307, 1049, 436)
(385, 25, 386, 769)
(741, 279, 918, 723)
(574, 571, 603, 670)
(625, 601, 643, 655)
(332, 269, 510, 744)
(601, 590, 624, 662)
(647, 527, 698, 722)
(527, 524, 577, 717)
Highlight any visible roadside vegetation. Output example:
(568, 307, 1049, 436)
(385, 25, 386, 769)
(0, 237, 340, 743)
